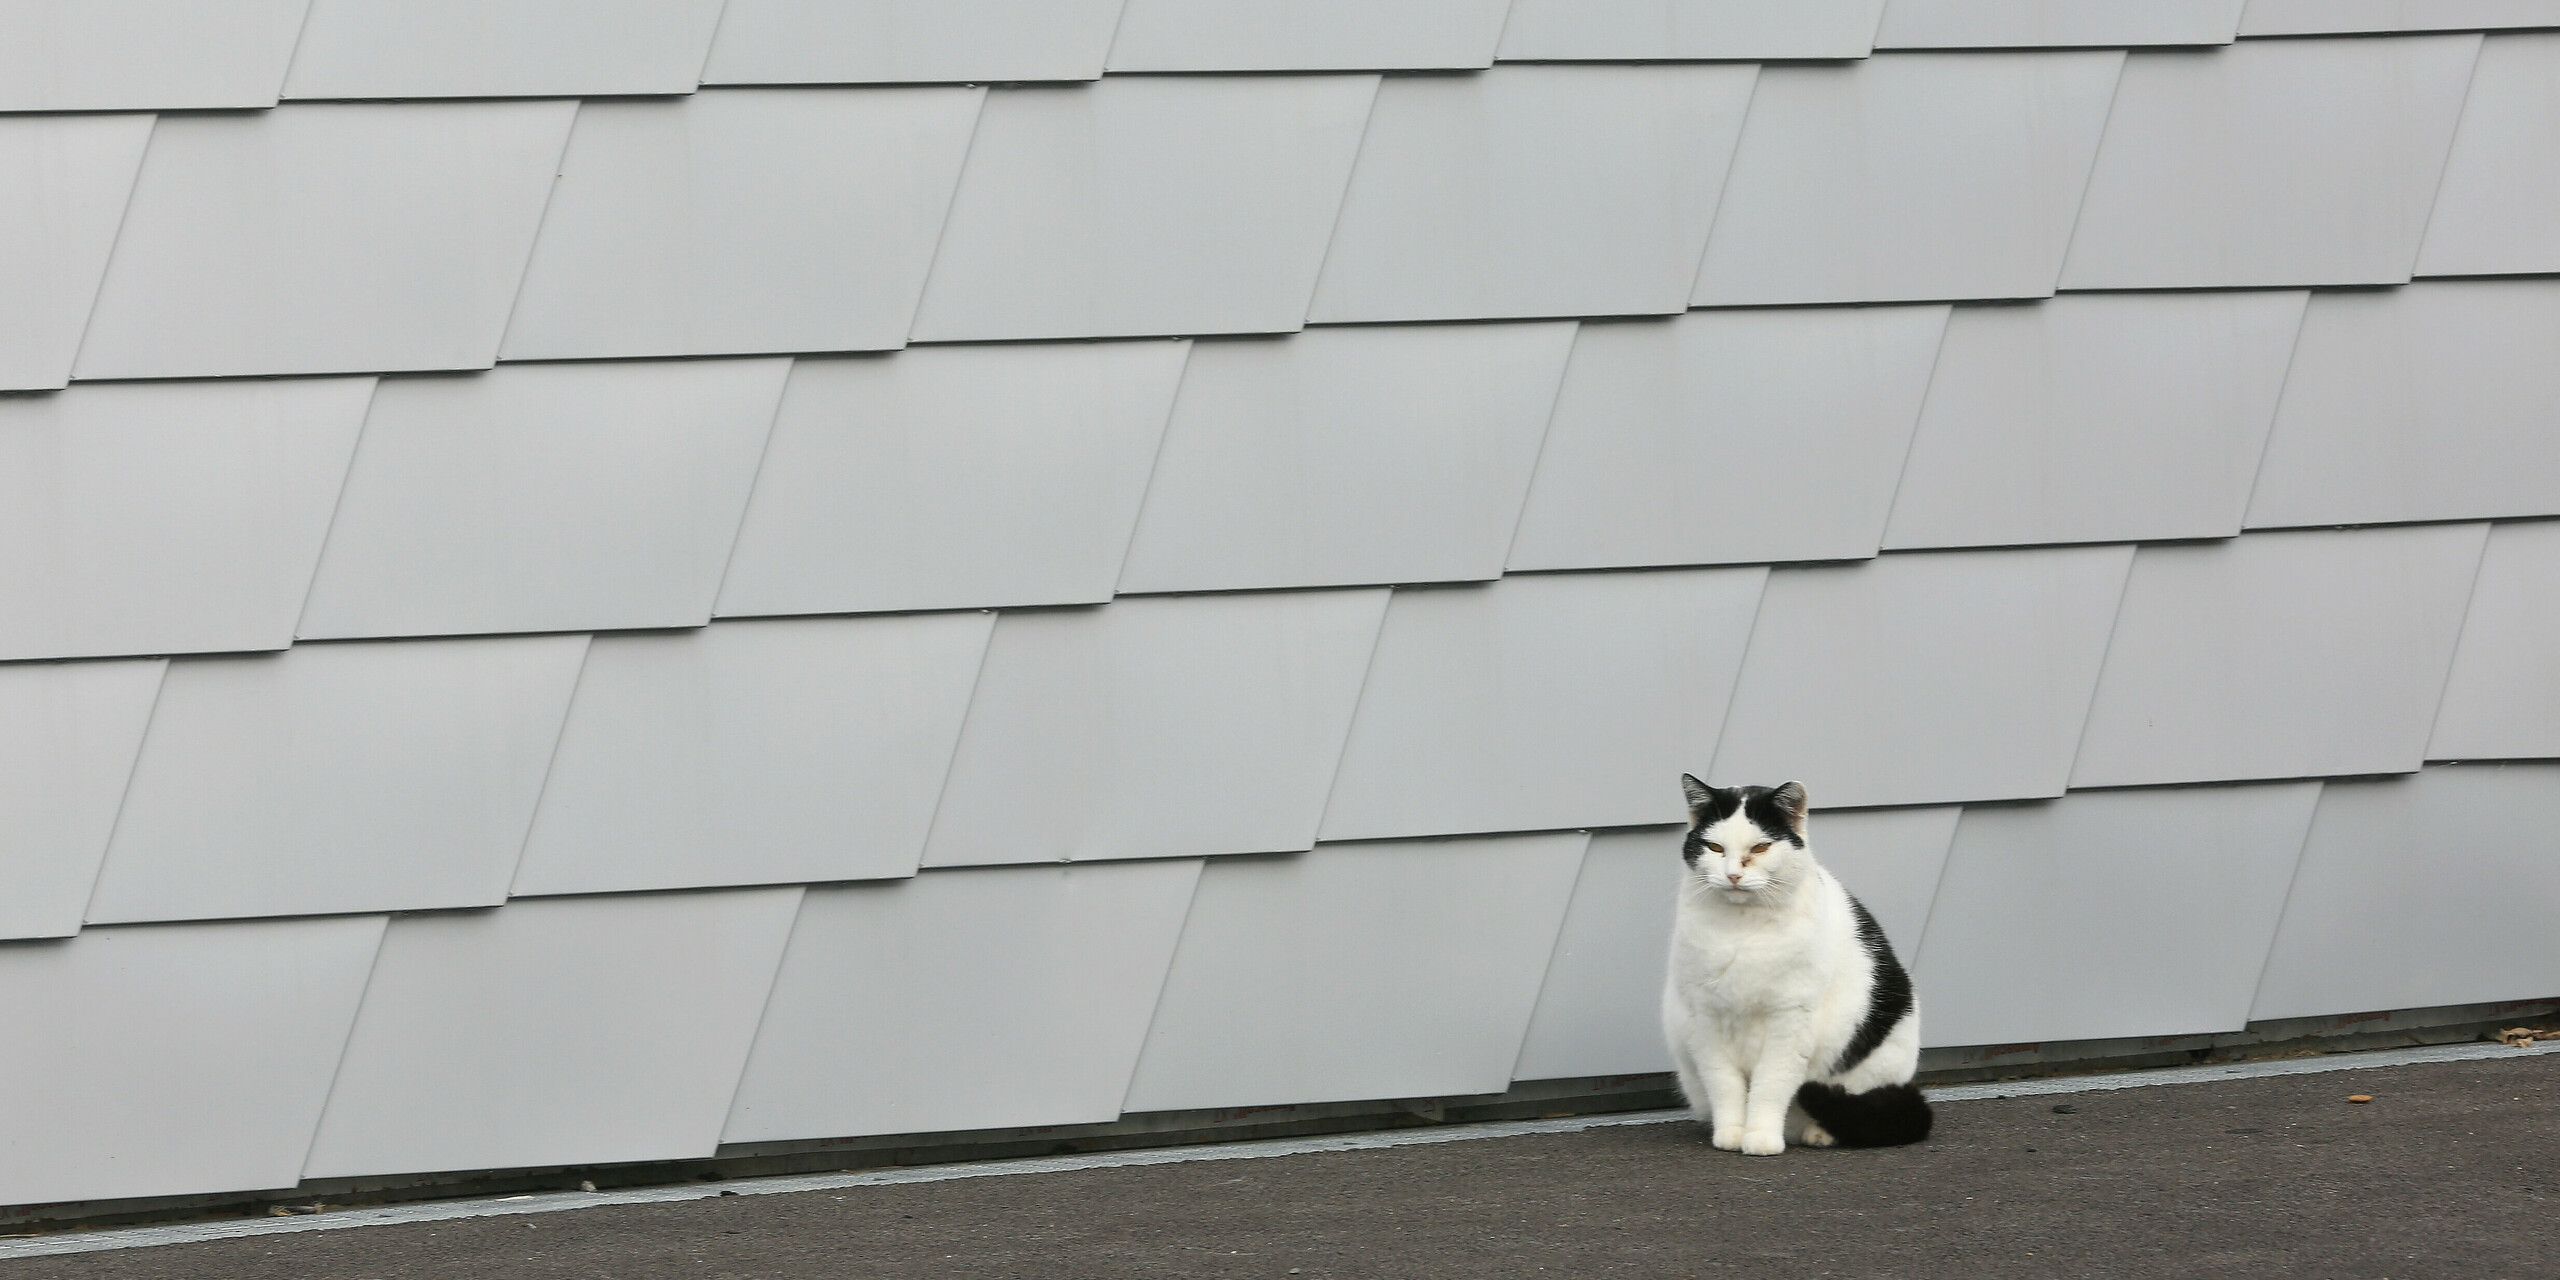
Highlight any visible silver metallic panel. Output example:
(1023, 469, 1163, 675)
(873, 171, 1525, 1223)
(87, 636, 587, 924)
(1124, 834, 1587, 1112)
(501, 89, 982, 361)
(1320, 568, 1768, 841)
(2059, 37, 2479, 289)
(1713, 547, 2133, 809)
(909, 76, 1378, 342)
(303, 890, 801, 1178)
(2070, 526, 2488, 789)
(725, 861, 1200, 1142)
(2251, 764, 2560, 1020)
(297, 360, 788, 640)
(717, 342, 1188, 617)
(1309, 64, 1755, 324)
(701, 0, 1123, 84)
(924, 590, 1389, 867)
(2427, 521, 2560, 761)
(1694, 51, 2121, 306)
(1510, 306, 1947, 571)
(0, 660, 163, 940)
(513, 613, 992, 896)
(1119, 322, 1575, 594)
(1884, 291, 2305, 550)
(283, 0, 724, 99)
(1917, 783, 2319, 1047)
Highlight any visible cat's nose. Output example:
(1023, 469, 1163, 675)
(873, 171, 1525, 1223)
(1725, 872, 1742, 884)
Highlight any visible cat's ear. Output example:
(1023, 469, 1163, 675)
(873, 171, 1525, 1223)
(1770, 780, 1809, 830)
(1680, 774, 1716, 811)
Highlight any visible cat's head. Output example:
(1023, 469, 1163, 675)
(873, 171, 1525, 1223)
(1679, 775, 1808, 902)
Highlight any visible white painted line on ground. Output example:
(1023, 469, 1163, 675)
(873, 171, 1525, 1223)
(3, 1038, 2551, 1260)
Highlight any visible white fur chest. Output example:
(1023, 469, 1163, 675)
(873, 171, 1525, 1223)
(1664, 884, 1843, 1021)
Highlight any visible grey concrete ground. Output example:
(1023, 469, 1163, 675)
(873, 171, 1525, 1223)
(5, 1053, 2552, 1280)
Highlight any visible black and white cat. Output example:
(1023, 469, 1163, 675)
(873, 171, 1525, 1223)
(1662, 776, 1933, 1154)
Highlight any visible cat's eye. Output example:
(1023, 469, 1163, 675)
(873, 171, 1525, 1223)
(1704, 842, 1723, 853)
(1751, 843, 1772, 855)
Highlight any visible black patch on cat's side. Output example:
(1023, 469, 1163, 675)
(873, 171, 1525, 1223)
(1831, 896, 1914, 1077)
(1794, 1081, 1933, 1148)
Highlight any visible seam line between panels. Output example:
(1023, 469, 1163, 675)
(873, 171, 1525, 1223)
(2416, 522, 2501, 759)
(1106, 338, 1199, 596)
(484, 99, 585, 365)
(698, 360, 799, 617)
(72, 657, 175, 929)
(1494, 320, 1583, 572)
(2051, 543, 2141, 792)
(1304, 586, 1398, 842)
(2046, 49, 2131, 292)
(1107, 855, 1210, 1116)
(2230, 288, 2318, 530)
(2402, 33, 2490, 280)
(907, 610, 1004, 871)
(1681, 62, 1764, 305)
(294, 913, 397, 1182)
(1501, 831, 1599, 1084)
(269, 0, 326, 100)
(1296, 72, 1388, 326)
(898, 85, 996, 346)
(1867, 303, 1959, 550)
(500, 634, 595, 898)
(283, 376, 383, 643)
(2234, 780, 2328, 1022)
(58, 113, 160, 387)
(14, 1041, 2554, 1260)
(704, 885, 813, 1154)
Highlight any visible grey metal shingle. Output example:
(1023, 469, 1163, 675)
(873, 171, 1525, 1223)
(282, 0, 724, 100)
(1108, 0, 1510, 71)
(701, 0, 1122, 84)
(0, 114, 151, 390)
(1693, 51, 2122, 307)
(0, 0, 304, 111)
(2416, 35, 2560, 277)
(0, 659, 162, 941)
(1874, 0, 2242, 47)
(1497, 0, 1885, 60)
(2427, 520, 2560, 761)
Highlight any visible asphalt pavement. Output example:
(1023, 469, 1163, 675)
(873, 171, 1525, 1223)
(4, 1052, 2551, 1280)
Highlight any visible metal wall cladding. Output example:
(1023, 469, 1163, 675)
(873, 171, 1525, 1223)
(2245, 281, 2560, 529)
(0, 0, 305, 111)
(297, 360, 787, 640)
(1107, 0, 1510, 71)
(923, 590, 1389, 867)
(2238, 0, 2560, 35)
(1496, 0, 1884, 60)
(0, 114, 150, 390)
(0, 379, 371, 661)
(1883, 291, 2305, 551)
(2427, 521, 2560, 761)
(1119, 322, 1575, 594)
(1124, 834, 1588, 1113)
(512, 613, 992, 897)
(84, 636, 587, 925)
(1806, 806, 1964, 952)
(0, 660, 162, 941)
(1308, 64, 1756, 324)
(700, 0, 1123, 84)
(1915, 783, 2320, 1047)
(716, 342, 1187, 617)
(302, 889, 801, 1179)
(2417, 35, 2560, 276)
(2251, 764, 2560, 1021)
(73, 102, 574, 380)
(2059, 36, 2480, 289)
(910, 75, 1378, 342)
(2069, 526, 2489, 789)
(1319, 568, 1767, 841)
(1711, 546, 2133, 810)
(1510, 828, 1683, 1082)
(281, 0, 724, 99)
(1692, 51, 2122, 306)
(0, 916, 384, 1205)
(1509, 305, 1947, 572)
(500, 89, 983, 361)
(725, 861, 1201, 1143)
(1873, 0, 2242, 48)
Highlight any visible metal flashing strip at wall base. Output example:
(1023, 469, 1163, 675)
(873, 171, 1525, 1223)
(0, 999, 2549, 1244)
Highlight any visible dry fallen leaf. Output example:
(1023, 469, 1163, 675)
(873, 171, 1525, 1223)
(2347, 1094, 2373, 1103)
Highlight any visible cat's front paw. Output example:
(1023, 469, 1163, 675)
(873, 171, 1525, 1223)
(1709, 1127, 1745, 1152)
(1795, 1122, 1836, 1148)
(1739, 1130, 1786, 1156)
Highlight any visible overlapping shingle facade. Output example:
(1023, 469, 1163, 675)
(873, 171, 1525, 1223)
(4, 0, 2557, 1211)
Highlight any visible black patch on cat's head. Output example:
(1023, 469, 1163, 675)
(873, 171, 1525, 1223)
(1679, 776, 1807, 863)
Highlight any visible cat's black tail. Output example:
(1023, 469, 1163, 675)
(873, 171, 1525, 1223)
(1795, 1081, 1933, 1148)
